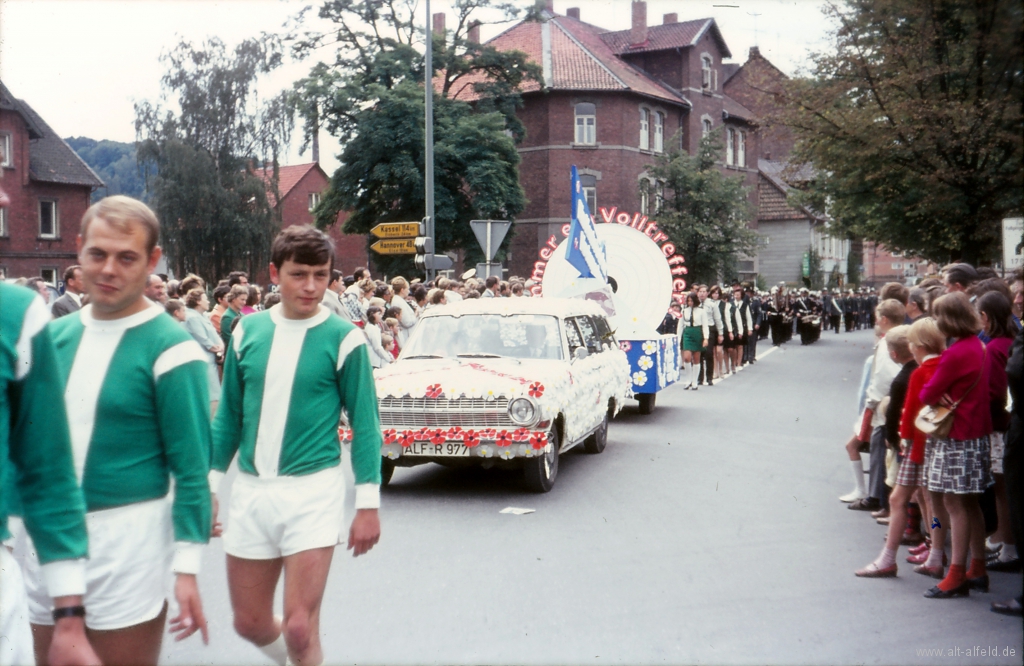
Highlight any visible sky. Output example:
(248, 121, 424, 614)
(0, 0, 834, 175)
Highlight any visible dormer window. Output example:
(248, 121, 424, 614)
(653, 112, 664, 153)
(575, 103, 596, 145)
(701, 56, 712, 89)
(639, 108, 649, 151)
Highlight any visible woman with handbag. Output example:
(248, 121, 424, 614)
(919, 292, 994, 598)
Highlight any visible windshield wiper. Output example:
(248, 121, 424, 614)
(457, 353, 503, 358)
(403, 354, 445, 360)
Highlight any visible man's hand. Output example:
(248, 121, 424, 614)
(347, 509, 380, 557)
(48, 600, 101, 666)
(170, 574, 208, 644)
(211, 494, 223, 538)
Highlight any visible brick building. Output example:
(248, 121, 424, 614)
(862, 241, 936, 288)
(0, 81, 103, 283)
(458, 2, 759, 280)
(257, 162, 368, 281)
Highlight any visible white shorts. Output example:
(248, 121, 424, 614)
(0, 547, 35, 666)
(223, 466, 345, 560)
(16, 498, 172, 631)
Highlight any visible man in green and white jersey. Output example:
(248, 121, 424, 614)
(16, 196, 213, 666)
(211, 225, 383, 666)
(1, 288, 101, 666)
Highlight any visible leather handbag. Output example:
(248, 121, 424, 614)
(915, 348, 986, 439)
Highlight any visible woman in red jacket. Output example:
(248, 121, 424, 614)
(920, 293, 994, 598)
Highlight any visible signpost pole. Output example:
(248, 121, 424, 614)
(424, 0, 436, 282)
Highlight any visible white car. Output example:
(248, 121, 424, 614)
(351, 297, 631, 492)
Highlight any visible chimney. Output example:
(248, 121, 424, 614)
(663, 13, 677, 24)
(630, 1, 647, 45)
(749, 45, 761, 58)
(468, 20, 481, 43)
(545, 0, 554, 12)
(567, 7, 580, 19)
(432, 12, 445, 38)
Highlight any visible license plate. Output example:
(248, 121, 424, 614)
(403, 442, 472, 457)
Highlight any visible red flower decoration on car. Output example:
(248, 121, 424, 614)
(425, 383, 443, 399)
(479, 427, 497, 440)
(530, 432, 549, 450)
(462, 430, 481, 447)
(415, 427, 431, 442)
(383, 429, 398, 444)
(620, 341, 632, 352)
(495, 430, 513, 447)
(446, 427, 463, 440)
(512, 428, 530, 442)
(528, 382, 545, 398)
(398, 431, 415, 447)
(430, 428, 446, 444)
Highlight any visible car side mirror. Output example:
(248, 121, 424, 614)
(573, 347, 589, 361)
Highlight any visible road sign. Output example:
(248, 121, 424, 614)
(470, 220, 512, 262)
(371, 238, 417, 254)
(371, 222, 422, 239)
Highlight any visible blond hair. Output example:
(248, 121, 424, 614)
(875, 298, 906, 326)
(907, 317, 946, 355)
(81, 196, 160, 253)
(884, 325, 912, 361)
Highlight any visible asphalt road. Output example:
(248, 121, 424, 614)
(162, 328, 1023, 665)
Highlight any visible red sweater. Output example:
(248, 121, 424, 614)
(986, 336, 1013, 432)
(919, 336, 992, 441)
(900, 357, 940, 463)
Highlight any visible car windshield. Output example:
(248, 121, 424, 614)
(401, 314, 563, 361)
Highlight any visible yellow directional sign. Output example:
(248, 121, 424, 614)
(371, 238, 417, 255)
(371, 222, 421, 239)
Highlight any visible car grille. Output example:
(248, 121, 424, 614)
(378, 397, 514, 428)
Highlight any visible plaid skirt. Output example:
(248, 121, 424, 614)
(895, 456, 926, 488)
(926, 435, 994, 494)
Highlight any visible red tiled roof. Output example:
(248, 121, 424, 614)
(599, 18, 732, 58)
(256, 163, 319, 207)
(549, 19, 623, 90)
(759, 159, 822, 221)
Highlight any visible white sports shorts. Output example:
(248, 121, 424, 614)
(0, 547, 35, 666)
(16, 498, 172, 631)
(223, 466, 345, 560)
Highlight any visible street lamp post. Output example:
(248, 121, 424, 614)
(424, 0, 436, 282)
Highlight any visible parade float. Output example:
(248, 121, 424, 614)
(532, 168, 685, 414)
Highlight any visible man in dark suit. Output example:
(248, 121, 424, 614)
(50, 265, 84, 318)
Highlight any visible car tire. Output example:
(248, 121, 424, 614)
(381, 458, 395, 487)
(583, 415, 607, 454)
(638, 393, 656, 415)
(523, 425, 559, 493)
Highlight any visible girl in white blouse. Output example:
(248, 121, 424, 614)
(679, 291, 710, 390)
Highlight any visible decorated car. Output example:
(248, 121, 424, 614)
(340, 297, 631, 492)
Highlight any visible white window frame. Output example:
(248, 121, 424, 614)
(579, 173, 597, 213)
(575, 103, 596, 145)
(726, 127, 735, 165)
(655, 181, 664, 213)
(701, 55, 712, 89)
(0, 133, 11, 167)
(41, 267, 58, 286)
(639, 108, 649, 151)
(308, 192, 321, 212)
(654, 112, 664, 153)
(0, 206, 7, 237)
(702, 118, 712, 138)
(640, 180, 650, 216)
(738, 131, 746, 167)
(39, 200, 58, 239)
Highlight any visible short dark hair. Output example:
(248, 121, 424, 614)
(165, 299, 185, 317)
(330, 270, 343, 286)
(263, 292, 281, 309)
(977, 291, 1013, 339)
(353, 266, 368, 280)
(270, 225, 334, 270)
(63, 265, 81, 283)
(227, 271, 249, 287)
(932, 292, 982, 339)
(213, 284, 231, 303)
(485, 276, 499, 289)
(944, 262, 978, 288)
(879, 282, 908, 305)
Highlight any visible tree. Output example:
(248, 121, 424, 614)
(288, 0, 540, 275)
(647, 131, 758, 286)
(135, 37, 293, 280)
(779, 0, 1023, 264)
(65, 137, 148, 203)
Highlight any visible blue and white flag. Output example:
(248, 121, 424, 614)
(565, 165, 608, 281)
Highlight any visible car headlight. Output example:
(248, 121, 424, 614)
(508, 397, 538, 425)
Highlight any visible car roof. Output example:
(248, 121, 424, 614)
(421, 297, 607, 319)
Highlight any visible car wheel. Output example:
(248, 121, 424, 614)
(638, 393, 656, 415)
(523, 425, 559, 493)
(583, 415, 607, 454)
(381, 458, 395, 487)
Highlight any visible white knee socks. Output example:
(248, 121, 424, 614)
(851, 459, 867, 496)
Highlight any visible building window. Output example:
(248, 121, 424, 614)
(0, 133, 11, 167)
(308, 192, 321, 212)
(39, 200, 58, 239)
(702, 118, 712, 138)
(655, 181, 664, 213)
(41, 268, 58, 286)
(738, 131, 746, 167)
(0, 207, 6, 237)
(701, 55, 712, 89)
(640, 179, 650, 215)
(654, 112, 664, 153)
(639, 108, 649, 151)
(726, 127, 735, 165)
(575, 103, 596, 145)
(579, 174, 597, 213)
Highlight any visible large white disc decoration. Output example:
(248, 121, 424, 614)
(542, 224, 673, 336)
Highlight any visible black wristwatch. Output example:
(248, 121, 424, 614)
(52, 605, 86, 622)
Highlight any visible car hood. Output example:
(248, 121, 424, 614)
(374, 357, 568, 401)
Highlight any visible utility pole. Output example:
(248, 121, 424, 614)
(424, 0, 436, 281)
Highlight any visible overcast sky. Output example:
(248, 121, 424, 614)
(0, 0, 834, 174)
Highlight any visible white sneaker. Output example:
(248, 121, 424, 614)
(839, 490, 866, 503)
